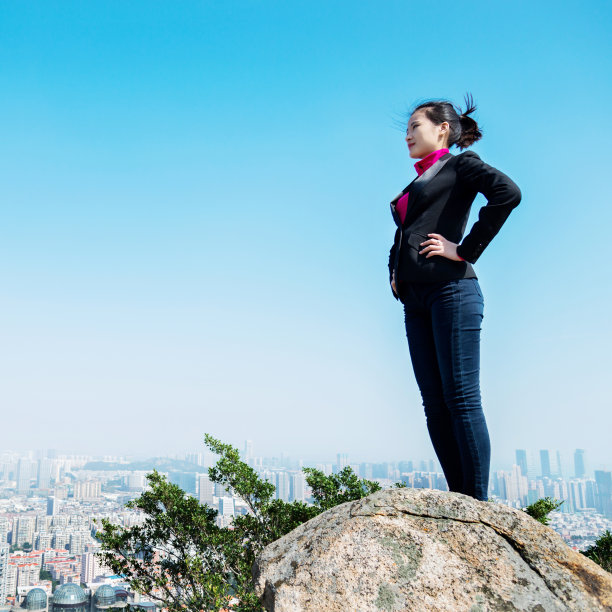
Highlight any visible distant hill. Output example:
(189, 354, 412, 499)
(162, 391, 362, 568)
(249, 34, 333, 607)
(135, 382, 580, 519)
(80, 457, 209, 473)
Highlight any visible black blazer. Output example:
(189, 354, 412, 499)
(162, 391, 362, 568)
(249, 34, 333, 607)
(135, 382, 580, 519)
(388, 150, 521, 294)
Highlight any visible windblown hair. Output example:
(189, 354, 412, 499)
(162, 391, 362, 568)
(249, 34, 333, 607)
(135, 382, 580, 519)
(411, 93, 482, 150)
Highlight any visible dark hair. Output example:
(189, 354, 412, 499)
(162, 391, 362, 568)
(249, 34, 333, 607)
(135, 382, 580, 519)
(410, 93, 482, 150)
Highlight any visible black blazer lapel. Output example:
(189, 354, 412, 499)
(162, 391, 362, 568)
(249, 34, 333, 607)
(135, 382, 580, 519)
(401, 153, 453, 226)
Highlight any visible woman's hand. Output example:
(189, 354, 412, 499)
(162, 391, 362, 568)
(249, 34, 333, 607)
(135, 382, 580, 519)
(391, 270, 398, 296)
(419, 233, 463, 261)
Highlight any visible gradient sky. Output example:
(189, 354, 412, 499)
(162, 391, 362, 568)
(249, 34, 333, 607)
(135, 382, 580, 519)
(1, 1, 610, 472)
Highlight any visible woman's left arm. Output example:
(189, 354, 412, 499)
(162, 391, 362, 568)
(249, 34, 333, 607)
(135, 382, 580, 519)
(453, 150, 522, 264)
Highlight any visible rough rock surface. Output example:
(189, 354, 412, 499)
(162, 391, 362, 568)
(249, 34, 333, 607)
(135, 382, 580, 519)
(253, 487, 612, 611)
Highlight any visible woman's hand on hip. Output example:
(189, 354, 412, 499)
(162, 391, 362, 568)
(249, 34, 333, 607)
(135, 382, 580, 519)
(419, 233, 463, 261)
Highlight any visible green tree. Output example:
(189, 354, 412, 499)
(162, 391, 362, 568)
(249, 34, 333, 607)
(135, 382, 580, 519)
(583, 529, 612, 573)
(97, 434, 380, 612)
(303, 466, 381, 511)
(523, 497, 564, 525)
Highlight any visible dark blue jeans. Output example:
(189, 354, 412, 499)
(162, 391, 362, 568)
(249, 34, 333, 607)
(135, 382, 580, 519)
(399, 278, 490, 501)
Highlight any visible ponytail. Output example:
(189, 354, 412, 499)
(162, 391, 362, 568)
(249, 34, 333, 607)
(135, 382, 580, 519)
(411, 92, 483, 150)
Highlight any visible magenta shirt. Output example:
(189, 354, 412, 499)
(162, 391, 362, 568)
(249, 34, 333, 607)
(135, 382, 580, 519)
(394, 147, 464, 262)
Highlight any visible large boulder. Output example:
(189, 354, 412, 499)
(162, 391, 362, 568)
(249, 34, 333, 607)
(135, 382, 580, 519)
(253, 487, 612, 611)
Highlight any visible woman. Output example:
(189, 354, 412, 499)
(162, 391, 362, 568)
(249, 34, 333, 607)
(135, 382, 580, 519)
(388, 94, 521, 501)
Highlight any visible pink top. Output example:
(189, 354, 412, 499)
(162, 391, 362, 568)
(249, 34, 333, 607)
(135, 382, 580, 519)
(395, 148, 465, 261)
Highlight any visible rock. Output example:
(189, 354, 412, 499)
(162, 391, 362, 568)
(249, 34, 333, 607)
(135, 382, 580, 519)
(253, 487, 612, 611)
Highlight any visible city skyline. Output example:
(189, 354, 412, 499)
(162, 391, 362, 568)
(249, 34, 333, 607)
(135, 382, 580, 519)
(0, 442, 609, 478)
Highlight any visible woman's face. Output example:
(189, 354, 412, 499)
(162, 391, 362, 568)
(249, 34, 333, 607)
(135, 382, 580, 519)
(405, 109, 449, 159)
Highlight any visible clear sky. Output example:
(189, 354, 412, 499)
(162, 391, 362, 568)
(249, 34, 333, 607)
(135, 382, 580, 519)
(1, 1, 610, 472)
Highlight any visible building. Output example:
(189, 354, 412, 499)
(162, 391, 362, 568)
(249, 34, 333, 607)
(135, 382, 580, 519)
(244, 441, 253, 464)
(540, 450, 551, 478)
(594, 471, 612, 518)
(17, 459, 37, 494)
(515, 450, 528, 477)
(574, 449, 586, 478)
(73, 480, 101, 501)
(24, 587, 48, 611)
(218, 497, 234, 518)
(197, 474, 214, 506)
(46, 497, 60, 517)
(275, 471, 290, 502)
(336, 454, 348, 472)
(69, 533, 87, 556)
(0, 544, 9, 605)
(37, 459, 53, 490)
(51, 583, 88, 612)
(0, 518, 9, 544)
(291, 472, 306, 502)
(92, 584, 128, 611)
(13, 517, 35, 549)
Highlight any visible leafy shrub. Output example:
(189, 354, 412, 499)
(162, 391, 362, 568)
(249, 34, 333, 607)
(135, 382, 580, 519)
(97, 434, 381, 611)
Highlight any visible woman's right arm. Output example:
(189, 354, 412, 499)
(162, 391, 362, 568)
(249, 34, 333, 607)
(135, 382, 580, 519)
(455, 151, 522, 264)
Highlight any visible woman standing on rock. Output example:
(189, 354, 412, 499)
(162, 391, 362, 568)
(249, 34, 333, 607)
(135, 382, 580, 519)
(388, 94, 521, 501)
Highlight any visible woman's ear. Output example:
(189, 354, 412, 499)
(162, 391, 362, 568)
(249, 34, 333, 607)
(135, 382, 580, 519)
(438, 121, 450, 145)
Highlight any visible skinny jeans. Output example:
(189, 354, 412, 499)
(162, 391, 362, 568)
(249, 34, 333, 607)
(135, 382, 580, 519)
(399, 278, 490, 501)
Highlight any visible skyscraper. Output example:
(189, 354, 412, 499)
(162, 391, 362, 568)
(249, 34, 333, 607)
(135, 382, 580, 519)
(555, 450, 563, 478)
(0, 544, 8, 605)
(515, 450, 528, 477)
(539, 450, 551, 478)
(244, 440, 253, 465)
(37, 458, 53, 489)
(47, 496, 60, 516)
(574, 449, 586, 478)
(16, 458, 36, 493)
(594, 470, 612, 518)
(198, 474, 214, 506)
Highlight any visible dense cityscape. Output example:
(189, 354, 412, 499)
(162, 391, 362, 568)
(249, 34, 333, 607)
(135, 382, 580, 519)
(0, 444, 610, 611)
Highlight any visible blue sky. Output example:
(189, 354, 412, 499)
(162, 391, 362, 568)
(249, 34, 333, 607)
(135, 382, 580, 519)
(1, 1, 610, 472)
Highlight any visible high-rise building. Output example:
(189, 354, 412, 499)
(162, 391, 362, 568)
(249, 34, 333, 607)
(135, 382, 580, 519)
(244, 441, 253, 465)
(81, 552, 96, 583)
(185, 453, 203, 466)
(493, 466, 528, 506)
(47, 497, 60, 516)
(127, 472, 146, 491)
(37, 458, 53, 490)
(555, 450, 563, 478)
(595, 470, 612, 518)
(574, 449, 586, 478)
(14, 517, 35, 548)
(73, 480, 101, 500)
(0, 544, 9, 605)
(69, 533, 87, 556)
(539, 450, 551, 478)
(291, 472, 306, 502)
(0, 518, 9, 544)
(336, 454, 348, 472)
(198, 474, 214, 506)
(568, 479, 590, 512)
(214, 481, 232, 497)
(168, 472, 196, 495)
(276, 472, 290, 502)
(36, 532, 53, 550)
(219, 497, 234, 517)
(515, 450, 528, 477)
(16, 459, 37, 493)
